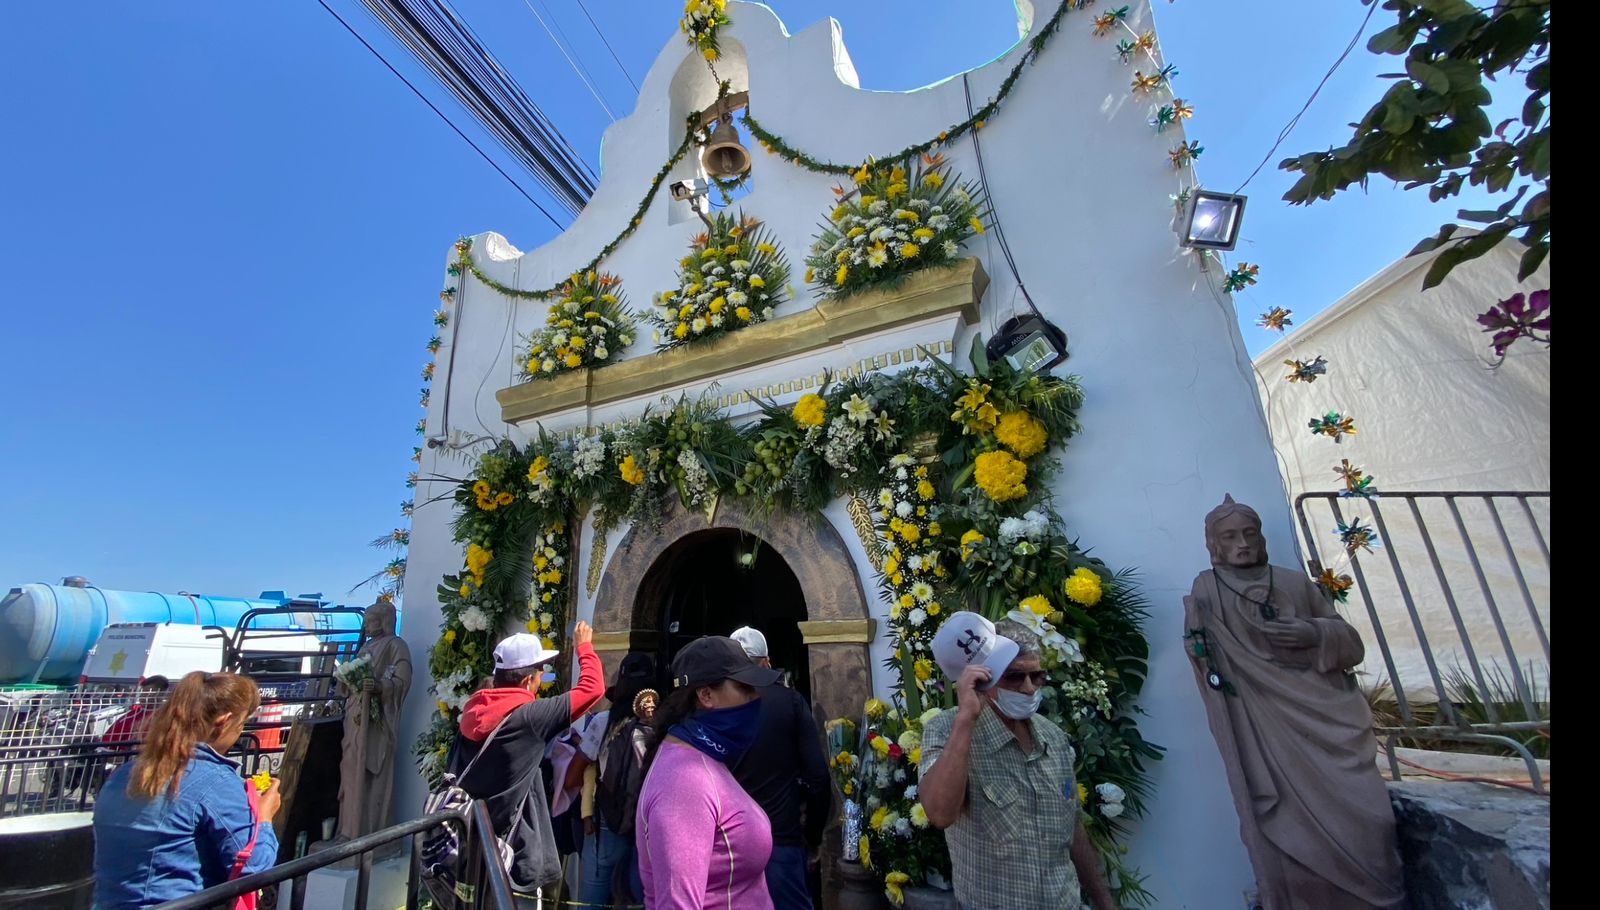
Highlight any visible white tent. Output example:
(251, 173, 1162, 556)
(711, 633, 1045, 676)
(1253, 239, 1550, 712)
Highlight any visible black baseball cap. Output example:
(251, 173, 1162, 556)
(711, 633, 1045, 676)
(671, 636, 781, 690)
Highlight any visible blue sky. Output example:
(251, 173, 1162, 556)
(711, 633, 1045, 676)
(1, 0, 1506, 604)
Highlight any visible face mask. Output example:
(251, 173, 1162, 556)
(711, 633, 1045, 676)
(670, 697, 762, 763)
(994, 687, 1043, 720)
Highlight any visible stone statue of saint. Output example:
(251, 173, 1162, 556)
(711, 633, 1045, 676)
(336, 599, 413, 840)
(1183, 496, 1405, 910)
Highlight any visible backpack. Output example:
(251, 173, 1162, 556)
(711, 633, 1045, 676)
(594, 719, 646, 837)
(419, 716, 518, 909)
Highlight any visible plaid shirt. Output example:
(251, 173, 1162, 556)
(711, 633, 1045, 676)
(921, 706, 1081, 910)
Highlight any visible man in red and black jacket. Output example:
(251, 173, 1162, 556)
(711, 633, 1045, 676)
(451, 621, 603, 898)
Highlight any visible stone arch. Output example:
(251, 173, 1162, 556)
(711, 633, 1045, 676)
(592, 497, 874, 726)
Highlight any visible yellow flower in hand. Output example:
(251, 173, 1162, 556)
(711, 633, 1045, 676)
(251, 771, 273, 793)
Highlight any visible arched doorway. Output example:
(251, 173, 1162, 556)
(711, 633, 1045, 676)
(590, 498, 874, 727)
(637, 529, 810, 702)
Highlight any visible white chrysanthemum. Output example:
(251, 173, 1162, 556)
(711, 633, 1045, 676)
(909, 607, 928, 626)
(895, 466, 909, 479)
(869, 200, 888, 215)
(460, 606, 489, 632)
(878, 489, 894, 508)
(731, 259, 750, 271)
(928, 214, 951, 230)
(907, 555, 924, 571)
(1102, 802, 1125, 819)
(711, 314, 725, 327)
(692, 318, 707, 333)
(896, 501, 914, 518)
(1096, 782, 1126, 804)
(943, 240, 959, 258)
(541, 359, 556, 373)
(594, 346, 609, 360)
(890, 454, 915, 467)
(728, 290, 748, 305)
(868, 247, 889, 268)
(904, 785, 918, 801)
(870, 226, 895, 243)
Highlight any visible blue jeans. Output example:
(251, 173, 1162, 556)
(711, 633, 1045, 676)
(575, 820, 641, 909)
(765, 844, 814, 910)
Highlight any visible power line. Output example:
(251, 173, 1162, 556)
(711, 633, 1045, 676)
(519, 0, 617, 121)
(1233, 0, 1380, 194)
(573, 0, 640, 94)
(354, 0, 599, 214)
(313, 0, 565, 229)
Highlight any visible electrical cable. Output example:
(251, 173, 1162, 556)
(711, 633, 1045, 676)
(519, 0, 617, 121)
(573, 0, 640, 93)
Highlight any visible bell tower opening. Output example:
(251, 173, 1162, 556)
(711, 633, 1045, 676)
(635, 528, 810, 702)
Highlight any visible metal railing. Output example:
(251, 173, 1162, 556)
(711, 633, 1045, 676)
(1294, 491, 1550, 791)
(152, 802, 514, 910)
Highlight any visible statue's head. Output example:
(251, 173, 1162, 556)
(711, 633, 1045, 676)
(1204, 494, 1267, 569)
(363, 600, 397, 638)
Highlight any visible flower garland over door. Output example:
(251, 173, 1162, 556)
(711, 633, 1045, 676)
(413, 332, 1163, 906)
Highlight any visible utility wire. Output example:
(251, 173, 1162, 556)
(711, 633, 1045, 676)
(573, 0, 640, 93)
(520, 0, 617, 121)
(314, 0, 565, 229)
(1232, 0, 1380, 194)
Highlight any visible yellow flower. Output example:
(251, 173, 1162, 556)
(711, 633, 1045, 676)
(909, 746, 922, 766)
(805, 266, 816, 282)
(975, 402, 999, 431)
(843, 780, 854, 796)
(793, 393, 827, 428)
(1078, 783, 1089, 805)
(836, 266, 850, 286)
(913, 227, 936, 241)
(438, 700, 449, 715)
(709, 297, 727, 314)
(756, 242, 776, 255)
(703, 47, 719, 62)
(970, 216, 987, 234)
(859, 836, 872, 870)
(974, 450, 1028, 502)
(748, 275, 765, 288)
(885, 872, 911, 907)
(870, 805, 891, 832)
(563, 353, 582, 368)
(466, 543, 494, 575)
(723, 243, 740, 255)
(927, 522, 942, 537)
(914, 658, 933, 682)
(443, 629, 456, 643)
(620, 454, 645, 485)
(899, 523, 921, 543)
(865, 698, 889, 720)
(674, 322, 690, 339)
(960, 528, 985, 557)
(895, 210, 921, 223)
(900, 243, 921, 259)
(853, 164, 871, 185)
(472, 480, 491, 497)
(678, 303, 694, 319)
(917, 479, 935, 500)
(859, 195, 877, 208)
(995, 411, 1049, 459)
(1020, 594, 1053, 616)
(1064, 567, 1105, 607)
(251, 770, 273, 793)
(923, 172, 945, 189)
(886, 182, 908, 199)
(735, 306, 752, 321)
(526, 618, 540, 632)
(830, 206, 849, 224)
(527, 455, 550, 484)
(883, 555, 900, 576)
(568, 335, 587, 350)
(899, 594, 915, 609)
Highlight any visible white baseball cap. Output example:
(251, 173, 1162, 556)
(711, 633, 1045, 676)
(494, 633, 560, 671)
(931, 612, 1018, 691)
(729, 626, 768, 659)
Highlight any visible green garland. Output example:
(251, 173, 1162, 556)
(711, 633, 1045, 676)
(446, 0, 1082, 303)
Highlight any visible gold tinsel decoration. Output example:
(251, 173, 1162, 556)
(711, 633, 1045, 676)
(586, 517, 607, 597)
(846, 493, 884, 571)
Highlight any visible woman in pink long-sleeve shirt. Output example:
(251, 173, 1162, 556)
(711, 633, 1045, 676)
(636, 636, 781, 910)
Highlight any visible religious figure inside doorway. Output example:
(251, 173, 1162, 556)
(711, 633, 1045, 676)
(335, 599, 413, 840)
(1182, 496, 1405, 910)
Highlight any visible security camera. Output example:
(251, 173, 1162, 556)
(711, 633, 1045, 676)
(425, 435, 447, 449)
(670, 178, 708, 202)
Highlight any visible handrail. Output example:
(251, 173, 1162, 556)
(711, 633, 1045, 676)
(152, 810, 465, 910)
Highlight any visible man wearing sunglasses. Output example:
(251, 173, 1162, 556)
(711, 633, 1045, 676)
(920, 612, 1117, 910)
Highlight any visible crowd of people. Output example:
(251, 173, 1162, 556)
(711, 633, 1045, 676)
(89, 609, 1110, 910)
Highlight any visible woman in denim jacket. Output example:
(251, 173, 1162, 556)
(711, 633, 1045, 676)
(93, 671, 281, 909)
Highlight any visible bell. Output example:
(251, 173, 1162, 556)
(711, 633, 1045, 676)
(700, 114, 752, 179)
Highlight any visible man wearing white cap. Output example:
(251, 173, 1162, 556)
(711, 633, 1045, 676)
(451, 621, 603, 905)
(920, 612, 1116, 910)
(728, 626, 831, 910)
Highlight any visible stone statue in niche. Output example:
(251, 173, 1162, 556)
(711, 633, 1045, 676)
(1182, 496, 1405, 910)
(335, 599, 413, 841)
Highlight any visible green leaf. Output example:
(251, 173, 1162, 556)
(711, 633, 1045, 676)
(1517, 242, 1548, 282)
(1422, 245, 1467, 290)
(969, 334, 990, 376)
(1457, 208, 1502, 224)
(1367, 23, 1414, 55)
(1521, 94, 1545, 128)
(1406, 59, 1451, 94)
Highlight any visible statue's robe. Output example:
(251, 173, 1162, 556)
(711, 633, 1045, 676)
(336, 634, 413, 839)
(1185, 565, 1405, 910)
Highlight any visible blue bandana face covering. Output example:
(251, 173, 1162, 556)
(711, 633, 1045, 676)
(670, 697, 762, 763)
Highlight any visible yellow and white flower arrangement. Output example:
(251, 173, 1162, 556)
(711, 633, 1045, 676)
(805, 153, 987, 300)
(649, 211, 790, 350)
(519, 271, 636, 381)
(680, 0, 730, 63)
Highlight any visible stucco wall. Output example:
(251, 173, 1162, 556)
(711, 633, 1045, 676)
(398, 2, 1294, 904)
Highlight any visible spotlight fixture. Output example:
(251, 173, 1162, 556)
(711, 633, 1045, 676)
(1181, 189, 1247, 252)
(986, 312, 1070, 374)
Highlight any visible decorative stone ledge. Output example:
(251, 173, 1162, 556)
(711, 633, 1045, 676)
(496, 258, 988, 426)
(590, 629, 660, 652)
(797, 619, 876, 645)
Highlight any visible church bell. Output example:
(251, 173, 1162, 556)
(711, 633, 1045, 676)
(701, 114, 752, 179)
